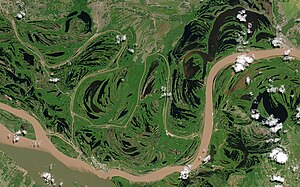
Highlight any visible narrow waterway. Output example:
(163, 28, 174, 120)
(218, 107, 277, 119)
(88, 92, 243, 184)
(0, 143, 115, 187)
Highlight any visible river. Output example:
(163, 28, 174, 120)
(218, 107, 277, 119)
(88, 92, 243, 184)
(0, 48, 299, 183)
(0, 143, 115, 187)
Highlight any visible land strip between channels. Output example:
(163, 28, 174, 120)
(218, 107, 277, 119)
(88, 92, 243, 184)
(0, 48, 299, 182)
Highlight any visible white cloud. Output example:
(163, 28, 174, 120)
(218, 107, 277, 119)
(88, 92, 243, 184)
(283, 56, 295, 61)
(291, 165, 299, 173)
(296, 107, 300, 119)
(232, 55, 254, 73)
(270, 175, 284, 183)
(251, 109, 260, 120)
(269, 148, 288, 164)
(116, 35, 127, 44)
(263, 115, 279, 127)
(283, 49, 291, 56)
(180, 165, 192, 180)
(128, 48, 134, 54)
(247, 23, 252, 34)
(232, 63, 245, 72)
(274, 185, 283, 187)
(270, 123, 283, 133)
(237, 10, 247, 22)
(278, 85, 285, 94)
(245, 76, 251, 85)
(49, 78, 60, 83)
(202, 155, 211, 164)
(272, 37, 284, 48)
(266, 138, 280, 143)
(267, 85, 286, 94)
(267, 85, 278, 93)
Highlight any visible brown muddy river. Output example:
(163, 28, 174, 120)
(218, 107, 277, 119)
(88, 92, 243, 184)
(0, 143, 115, 187)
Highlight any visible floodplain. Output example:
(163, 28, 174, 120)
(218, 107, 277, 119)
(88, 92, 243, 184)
(0, 0, 299, 186)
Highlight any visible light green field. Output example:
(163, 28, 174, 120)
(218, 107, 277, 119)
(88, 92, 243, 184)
(281, 0, 300, 21)
(49, 135, 79, 158)
(0, 109, 36, 140)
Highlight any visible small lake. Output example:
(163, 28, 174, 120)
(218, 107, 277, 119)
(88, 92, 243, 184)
(0, 143, 115, 187)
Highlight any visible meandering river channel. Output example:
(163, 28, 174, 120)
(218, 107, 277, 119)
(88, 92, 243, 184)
(0, 48, 299, 183)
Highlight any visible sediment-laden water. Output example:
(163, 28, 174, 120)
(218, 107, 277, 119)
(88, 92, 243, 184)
(0, 143, 115, 187)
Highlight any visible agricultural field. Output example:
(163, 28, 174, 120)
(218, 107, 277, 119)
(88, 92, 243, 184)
(273, 0, 300, 46)
(0, 151, 39, 187)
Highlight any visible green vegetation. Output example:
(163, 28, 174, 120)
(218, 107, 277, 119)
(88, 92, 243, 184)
(280, 0, 300, 21)
(0, 0, 293, 183)
(0, 0, 201, 174)
(117, 57, 300, 187)
(112, 172, 181, 186)
(281, 10, 300, 35)
(109, 0, 300, 185)
(49, 135, 79, 158)
(72, 54, 143, 127)
(204, 57, 300, 186)
(0, 0, 274, 173)
(149, 57, 299, 186)
(287, 26, 300, 46)
(0, 151, 40, 187)
(17, 18, 90, 65)
(0, 109, 36, 140)
(273, 0, 300, 46)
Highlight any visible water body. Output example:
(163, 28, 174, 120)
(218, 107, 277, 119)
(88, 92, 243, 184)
(46, 52, 65, 57)
(0, 143, 115, 187)
(77, 11, 92, 33)
(177, 5, 272, 66)
(208, 6, 271, 58)
(65, 11, 92, 33)
(251, 91, 288, 123)
(23, 52, 35, 65)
